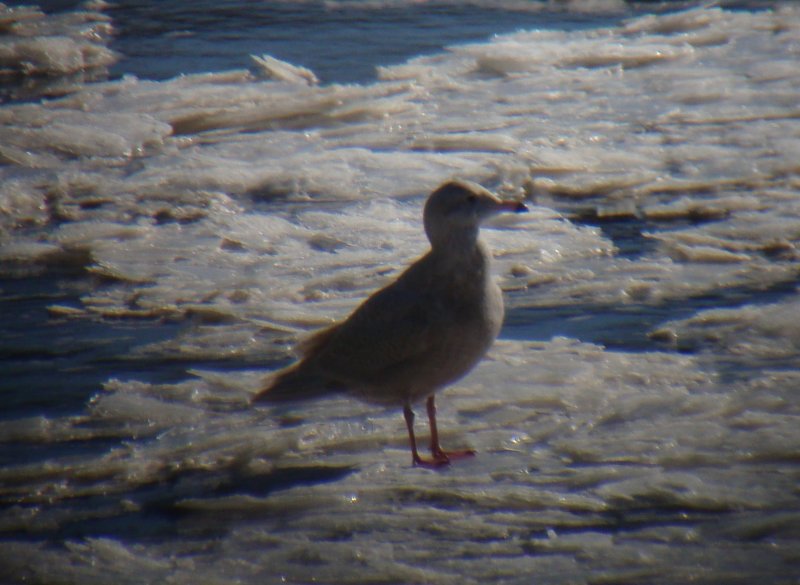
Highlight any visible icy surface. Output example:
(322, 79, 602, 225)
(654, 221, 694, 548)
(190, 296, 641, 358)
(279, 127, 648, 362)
(0, 2, 118, 101)
(0, 3, 799, 584)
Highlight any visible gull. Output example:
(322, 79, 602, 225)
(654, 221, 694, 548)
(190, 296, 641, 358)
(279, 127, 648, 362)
(253, 179, 527, 466)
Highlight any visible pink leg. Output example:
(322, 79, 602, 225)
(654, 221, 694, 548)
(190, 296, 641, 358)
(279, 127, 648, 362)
(426, 396, 476, 464)
(403, 403, 448, 468)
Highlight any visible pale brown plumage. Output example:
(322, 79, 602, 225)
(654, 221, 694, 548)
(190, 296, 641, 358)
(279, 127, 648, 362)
(252, 179, 527, 466)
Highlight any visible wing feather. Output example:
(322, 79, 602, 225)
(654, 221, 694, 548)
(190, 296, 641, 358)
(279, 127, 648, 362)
(307, 259, 441, 385)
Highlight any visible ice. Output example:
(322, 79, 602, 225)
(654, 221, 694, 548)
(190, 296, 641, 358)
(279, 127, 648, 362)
(0, 35, 115, 76)
(1, 4, 799, 584)
(0, 3, 116, 79)
(250, 54, 319, 86)
(3, 337, 796, 582)
(652, 297, 800, 360)
(0, 107, 170, 164)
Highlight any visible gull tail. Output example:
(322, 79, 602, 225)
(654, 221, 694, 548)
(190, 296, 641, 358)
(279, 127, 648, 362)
(252, 362, 338, 404)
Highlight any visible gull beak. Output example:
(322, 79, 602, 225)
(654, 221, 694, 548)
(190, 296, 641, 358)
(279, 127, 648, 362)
(499, 200, 529, 213)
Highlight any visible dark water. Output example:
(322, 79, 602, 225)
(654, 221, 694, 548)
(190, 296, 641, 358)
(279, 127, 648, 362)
(107, 2, 624, 84)
(33, 0, 642, 85)
(0, 274, 181, 420)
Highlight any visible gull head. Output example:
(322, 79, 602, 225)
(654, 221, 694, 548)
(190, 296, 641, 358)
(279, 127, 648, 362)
(423, 179, 528, 247)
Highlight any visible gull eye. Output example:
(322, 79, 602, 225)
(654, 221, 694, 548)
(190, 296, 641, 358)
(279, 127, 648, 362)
(466, 194, 478, 205)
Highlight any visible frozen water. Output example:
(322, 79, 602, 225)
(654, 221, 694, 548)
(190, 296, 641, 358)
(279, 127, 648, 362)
(0, 3, 799, 584)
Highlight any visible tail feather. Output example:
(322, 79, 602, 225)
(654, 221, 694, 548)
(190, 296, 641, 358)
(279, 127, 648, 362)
(252, 362, 339, 404)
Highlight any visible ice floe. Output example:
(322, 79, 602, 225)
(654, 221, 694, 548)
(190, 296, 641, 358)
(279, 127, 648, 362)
(0, 3, 799, 584)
